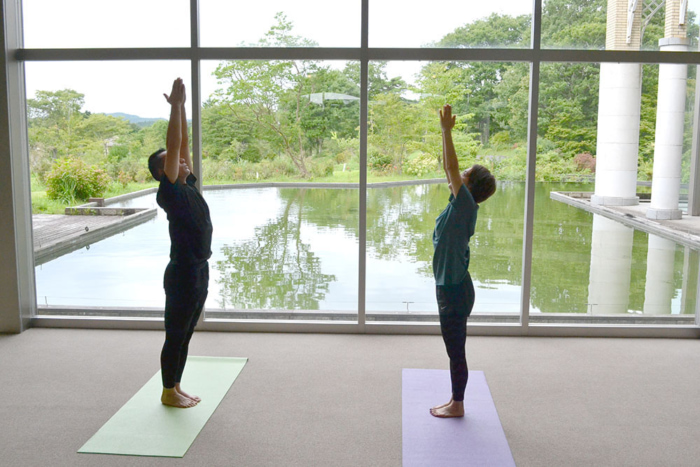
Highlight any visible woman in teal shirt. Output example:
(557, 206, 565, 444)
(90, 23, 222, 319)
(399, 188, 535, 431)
(431, 104, 496, 418)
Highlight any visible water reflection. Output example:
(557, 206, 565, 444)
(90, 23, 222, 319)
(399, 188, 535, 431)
(33, 182, 698, 319)
(643, 234, 677, 315)
(365, 182, 524, 313)
(215, 189, 337, 310)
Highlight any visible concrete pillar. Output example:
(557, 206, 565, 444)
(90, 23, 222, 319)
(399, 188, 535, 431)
(592, 63, 642, 206)
(588, 215, 634, 314)
(643, 234, 677, 314)
(647, 2, 690, 219)
(592, 0, 642, 207)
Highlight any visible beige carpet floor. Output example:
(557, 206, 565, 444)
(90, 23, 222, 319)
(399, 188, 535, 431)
(1, 328, 699, 466)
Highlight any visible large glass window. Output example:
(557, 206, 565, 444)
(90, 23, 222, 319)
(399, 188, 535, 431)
(200, 57, 360, 320)
(22, 0, 190, 48)
(540, 0, 700, 52)
(27, 61, 190, 312)
(11, 1, 700, 333)
(368, 0, 532, 48)
(364, 61, 526, 323)
(531, 61, 699, 325)
(199, 1, 361, 48)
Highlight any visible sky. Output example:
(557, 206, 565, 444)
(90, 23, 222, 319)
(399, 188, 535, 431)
(21, 0, 530, 118)
(20, 0, 700, 118)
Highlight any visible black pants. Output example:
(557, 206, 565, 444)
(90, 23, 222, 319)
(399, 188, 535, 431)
(161, 261, 209, 389)
(436, 272, 475, 402)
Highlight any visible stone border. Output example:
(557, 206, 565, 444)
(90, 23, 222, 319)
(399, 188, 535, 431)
(102, 187, 157, 205)
(78, 179, 448, 204)
(202, 178, 446, 191)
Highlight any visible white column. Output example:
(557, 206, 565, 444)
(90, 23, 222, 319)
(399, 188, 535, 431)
(592, 63, 641, 206)
(588, 215, 634, 314)
(643, 234, 677, 314)
(648, 38, 690, 220)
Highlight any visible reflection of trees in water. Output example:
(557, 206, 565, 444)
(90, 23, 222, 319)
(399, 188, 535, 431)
(366, 183, 525, 283)
(216, 182, 691, 315)
(215, 189, 336, 310)
(530, 183, 594, 313)
(367, 184, 440, 267)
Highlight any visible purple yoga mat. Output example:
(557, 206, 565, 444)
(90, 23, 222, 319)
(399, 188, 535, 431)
(402, 369, 515, 467)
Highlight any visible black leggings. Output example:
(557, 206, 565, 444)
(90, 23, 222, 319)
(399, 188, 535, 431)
(161, 261, 209, 389)
(436, 272, 475, 402)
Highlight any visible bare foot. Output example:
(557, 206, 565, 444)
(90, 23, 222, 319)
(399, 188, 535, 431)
(430, 399, 464, 418)
(431, 397, 454, 411)
(161, 388, 198, 408)
(175, 383, 201, 403)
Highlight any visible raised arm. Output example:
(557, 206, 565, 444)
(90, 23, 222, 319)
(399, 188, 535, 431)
(440, 104, 462, 197)
(179, 87, 193, 174)
(163, 78, 185, 183)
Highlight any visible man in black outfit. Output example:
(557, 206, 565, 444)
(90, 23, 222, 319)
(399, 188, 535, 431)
(147, 78, 213, 408)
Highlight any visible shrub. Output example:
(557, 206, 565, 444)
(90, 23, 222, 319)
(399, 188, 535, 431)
(257, 158, 297, 178)
(328, 133, 359, 164)
(107, 145, 129, 162)
(573, 152, 596, 172)
(494, 148, 527, 181)
(536, 150, 579, 181)
(117, 171, 132, 187)
(405, 152, 439, 177)
(537, 137, 559, 153)
(368, 147, 394, 172)
(309, 158, 335, 178)
(489, 131, 511, 148)
(106, 157, 142, 183)
(45, 157, 110, 203)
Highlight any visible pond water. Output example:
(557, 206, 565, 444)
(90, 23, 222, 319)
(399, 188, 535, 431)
(34, 182, 697, 318)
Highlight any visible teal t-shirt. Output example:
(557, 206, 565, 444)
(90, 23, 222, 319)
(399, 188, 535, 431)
(432, 184, 478, 285)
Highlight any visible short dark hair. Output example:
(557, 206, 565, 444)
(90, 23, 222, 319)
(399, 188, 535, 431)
(464, 164, 496, 204)
(147, 149, 166, 181)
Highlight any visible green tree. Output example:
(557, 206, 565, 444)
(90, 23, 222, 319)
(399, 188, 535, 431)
(433, 14, 530, 144)
(28, 89, 86, 168)
(541, 0, 606, 49)
(212, 13, 320, 177)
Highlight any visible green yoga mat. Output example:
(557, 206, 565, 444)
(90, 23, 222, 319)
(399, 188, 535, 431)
(79, 356, 247, 458)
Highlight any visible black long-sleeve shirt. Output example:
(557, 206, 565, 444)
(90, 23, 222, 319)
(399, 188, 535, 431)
(156, 174, 213, 265)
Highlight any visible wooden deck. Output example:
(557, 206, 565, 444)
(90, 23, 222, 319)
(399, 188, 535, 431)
(33, 209, 156, 265)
